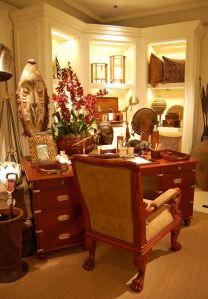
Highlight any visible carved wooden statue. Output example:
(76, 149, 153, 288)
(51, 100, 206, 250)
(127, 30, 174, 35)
(16, 59, 49, 136)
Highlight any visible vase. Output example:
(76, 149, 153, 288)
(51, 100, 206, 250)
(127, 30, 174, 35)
(191, 136, 208, 191)
(0, 207, 28, 282)
(57, 134, 95, 156)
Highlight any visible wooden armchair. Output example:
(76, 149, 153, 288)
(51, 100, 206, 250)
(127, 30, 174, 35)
(71, 155, 182, 292)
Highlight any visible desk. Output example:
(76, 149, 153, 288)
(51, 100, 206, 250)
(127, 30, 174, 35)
(22, 157, 83, 257)
(139, 157, 196, 225)
(22, 156, 196, 256)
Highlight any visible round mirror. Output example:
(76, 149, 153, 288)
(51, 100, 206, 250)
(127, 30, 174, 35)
(131, 108, 158, 135)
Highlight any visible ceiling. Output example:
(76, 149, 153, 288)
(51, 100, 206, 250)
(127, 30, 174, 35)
(2, 0, 208, 23)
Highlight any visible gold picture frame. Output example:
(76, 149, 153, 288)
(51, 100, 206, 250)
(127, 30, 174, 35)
(28, 133, 58, 166)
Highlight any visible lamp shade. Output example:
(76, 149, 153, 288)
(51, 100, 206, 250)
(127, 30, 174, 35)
(0, 43, 13, 82)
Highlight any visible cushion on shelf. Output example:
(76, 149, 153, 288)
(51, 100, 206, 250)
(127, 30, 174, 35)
(149, 53, 164, 87)
(162, 56, 185, 83)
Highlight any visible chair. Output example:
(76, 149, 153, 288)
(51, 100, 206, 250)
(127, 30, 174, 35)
(71, 155, 182, 292)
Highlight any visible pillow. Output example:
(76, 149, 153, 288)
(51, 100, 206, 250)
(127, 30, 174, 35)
(149, 53, 164, 87)
(162, 56, 185, 83)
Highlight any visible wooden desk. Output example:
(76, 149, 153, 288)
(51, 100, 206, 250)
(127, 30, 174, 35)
(140, 157, 196, 225)
(22, 156, 196, 256)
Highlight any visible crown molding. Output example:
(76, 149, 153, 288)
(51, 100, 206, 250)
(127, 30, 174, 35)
(11, 2, 86, 32)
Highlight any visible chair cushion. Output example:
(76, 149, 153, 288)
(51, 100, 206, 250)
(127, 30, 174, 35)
(145, 203, 173, 241)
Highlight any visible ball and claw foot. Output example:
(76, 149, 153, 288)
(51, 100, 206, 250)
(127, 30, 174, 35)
(130, 273, 144, 292)
(171, 241, 182, 252)
(83, 258, 95, 271)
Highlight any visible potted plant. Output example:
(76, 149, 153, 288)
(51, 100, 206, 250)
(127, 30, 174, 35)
(51, 63, 108, 155)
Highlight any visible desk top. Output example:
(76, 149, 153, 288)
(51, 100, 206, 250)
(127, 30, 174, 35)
(22, 155, 197, 182)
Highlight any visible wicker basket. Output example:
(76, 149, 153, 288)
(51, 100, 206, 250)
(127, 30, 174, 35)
(0, 207, 28, 282)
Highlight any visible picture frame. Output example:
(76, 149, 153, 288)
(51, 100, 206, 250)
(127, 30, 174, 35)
(28, 133, 58, 167)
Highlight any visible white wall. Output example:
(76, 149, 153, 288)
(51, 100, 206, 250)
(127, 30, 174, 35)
(0, 2, 208, 160)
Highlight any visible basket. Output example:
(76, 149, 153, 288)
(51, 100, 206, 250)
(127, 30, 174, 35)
(0, 207, 28, 282)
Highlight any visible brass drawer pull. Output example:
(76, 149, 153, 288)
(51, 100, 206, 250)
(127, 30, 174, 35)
(157, 191, 163, 194)
(58, 214, 70, 221)
(57, 194, 69, 201)
(34, 210, 42, 214)
(59, 233, 70, 240)
(174, 178, 182, 184)
(178, 166, 182, 171)
(36, 230, 43, 234)
(37, 249, 44, 253)
(33, 189, 40, 193)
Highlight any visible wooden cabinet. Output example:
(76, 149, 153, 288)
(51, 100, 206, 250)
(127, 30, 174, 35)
(22, 158, 83, 256)
(141, 159, 196, 225)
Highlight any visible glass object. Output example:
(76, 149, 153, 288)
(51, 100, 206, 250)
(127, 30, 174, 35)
(56, 151, 69, 164)
(110, 55, 125, 83)
(90, 63, 107, 83)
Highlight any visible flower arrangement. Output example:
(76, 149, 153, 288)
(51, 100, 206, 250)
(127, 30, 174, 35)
(51, 63, 108, 139)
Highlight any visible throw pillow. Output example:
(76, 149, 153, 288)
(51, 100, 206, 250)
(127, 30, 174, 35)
(162, 56, 185, 83)
(149, 53, 164, 87)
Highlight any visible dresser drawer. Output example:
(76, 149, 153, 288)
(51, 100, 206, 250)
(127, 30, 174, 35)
(35, 205, 82, 230)
(36, 217, 84, 253)
(160, 163, 196, 174)
(160, 172, 195, 189)
(33, 188, 78, 210)
(33, 177, 74, 191)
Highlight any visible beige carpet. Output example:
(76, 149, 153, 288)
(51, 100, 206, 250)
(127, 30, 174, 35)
(0, 188, 208, 299)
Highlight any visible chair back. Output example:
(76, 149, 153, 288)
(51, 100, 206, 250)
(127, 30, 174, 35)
(71, 155, 146, 247)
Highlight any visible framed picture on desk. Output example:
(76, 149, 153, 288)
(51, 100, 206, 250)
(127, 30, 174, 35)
(28, 133, 58, 167)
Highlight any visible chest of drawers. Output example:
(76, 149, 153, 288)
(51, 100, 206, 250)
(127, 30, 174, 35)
(22, 158, 83, 257)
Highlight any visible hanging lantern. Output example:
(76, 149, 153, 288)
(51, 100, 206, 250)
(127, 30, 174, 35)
(90, 63, 107, 83)
(110, 55, 125, 83)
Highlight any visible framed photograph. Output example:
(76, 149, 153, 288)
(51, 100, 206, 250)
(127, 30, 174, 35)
(28, 133, 58, 166)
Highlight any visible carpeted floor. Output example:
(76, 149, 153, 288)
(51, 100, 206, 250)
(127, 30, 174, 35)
(0, 188, 208, 299)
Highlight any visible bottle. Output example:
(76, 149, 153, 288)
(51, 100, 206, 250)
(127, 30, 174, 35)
(151, 125, 159, 149)
(108, 106, 114, 121)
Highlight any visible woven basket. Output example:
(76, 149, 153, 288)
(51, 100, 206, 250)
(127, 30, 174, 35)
(0, 207, 28, 282)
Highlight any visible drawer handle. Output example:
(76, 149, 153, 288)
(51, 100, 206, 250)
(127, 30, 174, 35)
(57, 194, 69, 201)
(58, 214, 70, 221)
(59, 233, 70, 240)
(174, 178, 182, 184)
(178, 167, 182, 171)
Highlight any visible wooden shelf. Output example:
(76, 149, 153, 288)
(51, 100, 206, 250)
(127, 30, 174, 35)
(90, 83, 133, 90)
(148, 83, 184, 90)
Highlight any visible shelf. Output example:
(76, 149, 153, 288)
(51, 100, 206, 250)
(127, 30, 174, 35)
(148, 83, 184, 90)
(90, 83, 133, 90)
(158, 127, 182, 136)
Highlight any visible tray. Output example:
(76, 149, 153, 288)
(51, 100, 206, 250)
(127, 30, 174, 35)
(160, 150, 190, 161)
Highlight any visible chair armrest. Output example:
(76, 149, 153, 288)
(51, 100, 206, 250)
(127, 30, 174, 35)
(150, 188, 181, 209)
(145, 188, 181, 217)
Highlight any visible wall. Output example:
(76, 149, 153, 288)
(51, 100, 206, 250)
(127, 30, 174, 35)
(0, 1, 208, 159)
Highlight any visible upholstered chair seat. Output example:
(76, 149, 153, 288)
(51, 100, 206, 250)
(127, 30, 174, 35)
(71, 155, 182, 293)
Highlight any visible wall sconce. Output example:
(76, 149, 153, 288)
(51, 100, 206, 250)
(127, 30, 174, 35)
(90, 63, 107, 83)
(110, 55, 125, 83)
